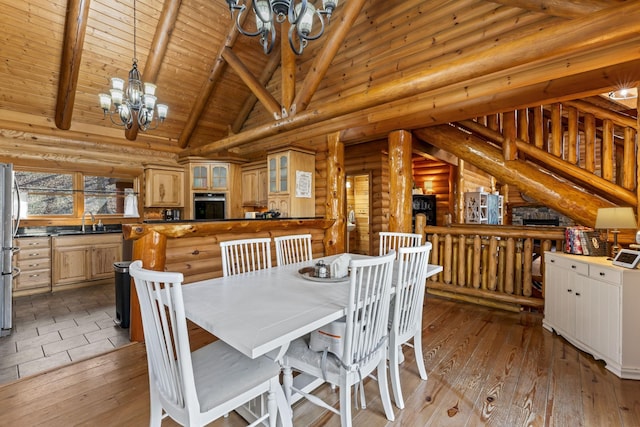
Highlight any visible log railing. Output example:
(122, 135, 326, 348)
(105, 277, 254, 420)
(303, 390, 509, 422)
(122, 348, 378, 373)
(416, 219, 565, 312)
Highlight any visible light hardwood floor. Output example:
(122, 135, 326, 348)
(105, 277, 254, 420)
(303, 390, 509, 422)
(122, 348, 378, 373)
(1, 296, 639, 426)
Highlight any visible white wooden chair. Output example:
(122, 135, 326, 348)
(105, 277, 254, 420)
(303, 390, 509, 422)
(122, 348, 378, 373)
(281, 251, 397, 427)
(379, 232, 422, 257)
(220, 237, 272, 276)
(129, 260, 288, 427)
(388, 243, 432, 409)
(274, 234, 313, 266)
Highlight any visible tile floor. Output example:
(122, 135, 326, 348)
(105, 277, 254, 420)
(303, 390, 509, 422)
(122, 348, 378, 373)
(0, 283, 130, 385)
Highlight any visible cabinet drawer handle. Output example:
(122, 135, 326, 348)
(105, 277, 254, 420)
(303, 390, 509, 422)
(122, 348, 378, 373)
(575, 292, 581, 296)
(567, 289, 572, 293)
(29, 274, 40, 278)
(28, 264, 39, 268)
(599, 272, 605, 277)
(571, 265, 576, 269)
(550, 259, 555, 263)
(29, 253, 40, 256)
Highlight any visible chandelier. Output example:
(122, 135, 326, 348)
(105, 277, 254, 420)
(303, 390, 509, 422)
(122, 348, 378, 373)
(225, 0, 339, 55)
(98, 0, 168, 131)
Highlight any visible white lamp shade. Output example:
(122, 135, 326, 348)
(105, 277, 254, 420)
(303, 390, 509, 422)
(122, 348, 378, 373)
(143, 94, 157, 110)
(110, 89, 124, 106)
(110, 77, 125, 91)
(296, 2, 315, 34)
(156, 104, 168, 120)
(595, 207, 637, 229)
(143, 82, 157, 96)
(98, 93, 111, 110)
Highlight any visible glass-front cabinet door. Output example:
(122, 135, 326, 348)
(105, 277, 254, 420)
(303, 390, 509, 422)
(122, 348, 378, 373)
(279, 155, 288, 192)
(269, 157, 277, 193)
(192, 165, 208, 189)
(211, 165, 227, 189)
(268, 153, 289, 194)
(190, 163, 228, 191)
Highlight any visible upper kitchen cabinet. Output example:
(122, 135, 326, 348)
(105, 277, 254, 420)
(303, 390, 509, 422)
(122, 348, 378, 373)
(144, 165, 185, 208)
(241, 161, 268, 208)
(189, 162, 229, 191)
(267, 148, 315, 218)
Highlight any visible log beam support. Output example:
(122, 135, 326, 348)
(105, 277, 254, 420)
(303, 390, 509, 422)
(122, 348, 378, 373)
(388, 130, 413, 233)
(325, 132, 345, 255)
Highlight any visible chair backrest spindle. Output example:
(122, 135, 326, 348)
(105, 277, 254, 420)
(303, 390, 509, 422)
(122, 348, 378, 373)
(379, 232, 422, 257)
(220, 237, 272, 276)
(274, 234, 313, 266)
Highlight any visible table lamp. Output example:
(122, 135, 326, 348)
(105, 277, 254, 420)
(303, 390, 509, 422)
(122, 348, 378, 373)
(595, 207, 638, 258)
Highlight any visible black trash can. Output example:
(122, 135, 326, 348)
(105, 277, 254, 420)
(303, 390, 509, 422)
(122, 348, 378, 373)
(114, 261, 132, 328)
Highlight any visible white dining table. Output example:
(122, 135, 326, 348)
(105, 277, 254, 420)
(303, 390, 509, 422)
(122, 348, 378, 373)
(181, 254, 443, 361)
(180, 254, 443, 425)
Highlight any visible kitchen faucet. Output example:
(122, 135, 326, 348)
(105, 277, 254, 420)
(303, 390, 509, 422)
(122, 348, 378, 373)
(81, 211, 95, 233)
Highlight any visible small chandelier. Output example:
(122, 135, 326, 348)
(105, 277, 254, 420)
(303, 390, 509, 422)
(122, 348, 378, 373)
(98, 0, 168, 131)
(226, 0, 339, 55)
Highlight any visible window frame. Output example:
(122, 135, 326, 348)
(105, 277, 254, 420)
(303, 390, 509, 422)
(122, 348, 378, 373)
(15, 167, 140, 225)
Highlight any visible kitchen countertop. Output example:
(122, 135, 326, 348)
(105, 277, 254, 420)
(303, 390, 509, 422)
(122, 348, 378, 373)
(142, 217, 319, 224)
(15, 225, 123, 238)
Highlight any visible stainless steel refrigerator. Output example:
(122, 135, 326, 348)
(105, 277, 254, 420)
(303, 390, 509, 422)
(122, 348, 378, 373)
(1, 163, 20, 336)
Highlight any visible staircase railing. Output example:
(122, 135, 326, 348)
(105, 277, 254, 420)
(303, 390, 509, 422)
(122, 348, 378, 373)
(468, 101, 638, 207)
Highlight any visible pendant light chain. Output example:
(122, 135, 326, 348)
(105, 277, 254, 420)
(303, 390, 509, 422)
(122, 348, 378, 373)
(133, 0, 137, 64)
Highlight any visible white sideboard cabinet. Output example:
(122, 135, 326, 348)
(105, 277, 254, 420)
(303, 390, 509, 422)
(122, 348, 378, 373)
(543, 252, 640, 379)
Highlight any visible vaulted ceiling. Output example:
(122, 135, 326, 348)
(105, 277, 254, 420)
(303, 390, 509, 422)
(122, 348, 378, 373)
(1, 0, 639, 160)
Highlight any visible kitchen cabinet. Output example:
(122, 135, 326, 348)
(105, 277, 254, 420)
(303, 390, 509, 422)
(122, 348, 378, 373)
(543, 252, 640, 379)
(144, 166, 184, 208)
(13, 237, 51, 296)
(189, 162, 229, 191)
(241, 161, 268, 207)
(52, 234, 122, 290)
(267, 148, 315, 217)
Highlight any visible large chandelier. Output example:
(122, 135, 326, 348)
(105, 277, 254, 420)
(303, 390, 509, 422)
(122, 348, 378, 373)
(226, 0, 339, 55)
(98, 0, 168, 131)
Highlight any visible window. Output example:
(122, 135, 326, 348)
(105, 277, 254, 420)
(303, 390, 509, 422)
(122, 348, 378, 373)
(14, 170, 136, 218)
(15, 171, 74, 216)
(84, 176, 134, 215)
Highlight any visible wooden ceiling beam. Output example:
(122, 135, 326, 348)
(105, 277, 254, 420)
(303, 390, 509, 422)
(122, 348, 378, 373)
(125, 0, 182, 141)
(178, 16, 247, 149)
(55, 0, 91, 131)
(290, 0, 367, 114)
(222, 47, 283, 120)
(281, 20, 296, 112)
(185, 1, 640, 156)
(489, 0, 624, 18)
(232, 46, 282, 134)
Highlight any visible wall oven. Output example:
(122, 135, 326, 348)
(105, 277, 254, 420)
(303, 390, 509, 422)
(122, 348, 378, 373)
(194, 193, 226, 220)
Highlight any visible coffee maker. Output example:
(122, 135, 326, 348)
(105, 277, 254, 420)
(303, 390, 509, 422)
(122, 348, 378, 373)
(163, 209, 181, 221)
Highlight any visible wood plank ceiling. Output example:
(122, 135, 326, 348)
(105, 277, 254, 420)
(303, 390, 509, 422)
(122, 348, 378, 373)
(0, 0, 638, 159)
